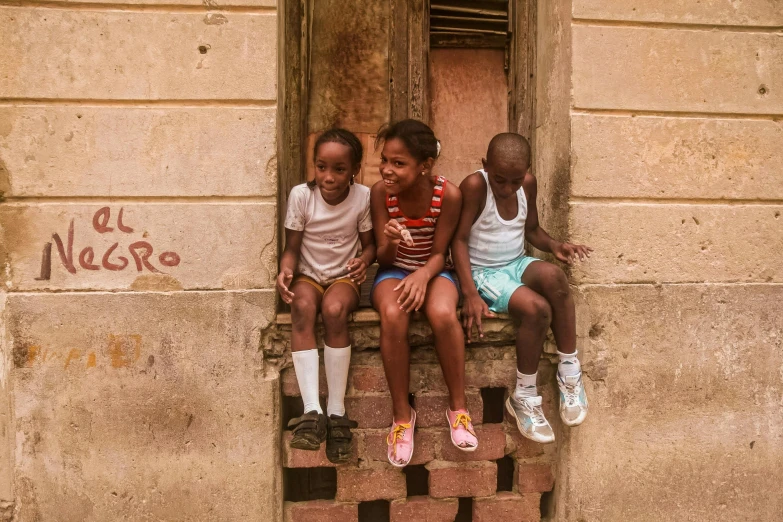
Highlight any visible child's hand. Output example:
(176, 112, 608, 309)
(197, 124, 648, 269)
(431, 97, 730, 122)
(276, 268, 295, 303)
(552, 242, 593, 265)
(394, 270, 429, 313)
(346, 258, 368, 285)
(384, 219, 405, 245)
(462, 294, 496, 343)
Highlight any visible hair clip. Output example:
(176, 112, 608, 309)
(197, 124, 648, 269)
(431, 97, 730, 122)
(436, 140, 441, 158)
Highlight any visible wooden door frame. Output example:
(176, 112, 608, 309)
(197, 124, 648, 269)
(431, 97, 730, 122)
(277, 0, 536, 262)
(509, 0, 536, 140)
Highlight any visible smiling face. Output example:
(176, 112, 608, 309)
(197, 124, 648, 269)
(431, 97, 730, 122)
(379, 138, 431, 195)
(482, 157, 527, 200)
(314, 141, 359, 204)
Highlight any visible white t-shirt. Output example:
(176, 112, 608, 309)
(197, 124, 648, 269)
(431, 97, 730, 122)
(284, 183, 373, 284)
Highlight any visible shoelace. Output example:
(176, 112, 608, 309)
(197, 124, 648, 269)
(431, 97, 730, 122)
(522, 401, 548, 426)
(452, 413, 476, 435)
(563, 380, 581, 407)
(386, 423, 411, 458)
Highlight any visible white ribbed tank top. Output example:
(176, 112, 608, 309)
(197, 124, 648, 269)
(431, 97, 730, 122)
(468, 170, 527, 269)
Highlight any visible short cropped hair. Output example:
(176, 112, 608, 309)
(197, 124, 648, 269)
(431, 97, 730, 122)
(486, 133, 531, 170)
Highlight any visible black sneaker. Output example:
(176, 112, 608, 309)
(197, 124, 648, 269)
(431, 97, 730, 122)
(288, 410, 327, 450)
(326, 414, 358, 464)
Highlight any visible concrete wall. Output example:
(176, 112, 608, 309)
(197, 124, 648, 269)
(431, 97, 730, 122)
(0, 0, 282, 520)
(557, 1, 783, 520)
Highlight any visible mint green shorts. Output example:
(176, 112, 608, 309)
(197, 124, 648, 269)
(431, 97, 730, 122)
(471, 256, 540, 313)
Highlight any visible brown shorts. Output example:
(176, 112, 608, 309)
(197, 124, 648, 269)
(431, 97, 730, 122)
(291, 274, 361, 298)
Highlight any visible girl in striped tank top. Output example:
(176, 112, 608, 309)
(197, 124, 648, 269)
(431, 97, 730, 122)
(369, 119, 478, 467)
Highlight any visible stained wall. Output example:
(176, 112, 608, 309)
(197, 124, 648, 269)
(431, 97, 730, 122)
(554, 1, 783, 520)
(0, 0, 282, 519)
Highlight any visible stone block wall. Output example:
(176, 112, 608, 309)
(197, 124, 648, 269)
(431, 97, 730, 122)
(0, 0, 282, 520)
(553, 1, 783, 521)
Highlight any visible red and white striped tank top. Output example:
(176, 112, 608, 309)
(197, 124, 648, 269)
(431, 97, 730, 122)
(387, 175, 452, 271)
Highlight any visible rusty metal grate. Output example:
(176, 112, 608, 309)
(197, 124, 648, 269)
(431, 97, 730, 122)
(430, 0, 510, 48)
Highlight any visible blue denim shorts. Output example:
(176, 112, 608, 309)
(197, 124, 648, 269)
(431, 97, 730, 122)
(370, 267, 459, 303)
(471, 255, 540, 313)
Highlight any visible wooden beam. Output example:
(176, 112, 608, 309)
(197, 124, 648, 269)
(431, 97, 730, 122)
(390, 0, 410, 122)
(508, 0, 536, 140)
(430, 33, 507, 48)
(409, 0, 429, 122)
(277, 0, 309, 310)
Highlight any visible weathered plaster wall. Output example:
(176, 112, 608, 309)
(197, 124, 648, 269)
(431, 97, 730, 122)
(0, 0, 282, 519)
(557, 1, 783, 520)
(429, 48, 508, 185)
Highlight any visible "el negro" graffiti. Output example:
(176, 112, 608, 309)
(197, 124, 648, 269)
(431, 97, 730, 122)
(35, 207, 181, 280)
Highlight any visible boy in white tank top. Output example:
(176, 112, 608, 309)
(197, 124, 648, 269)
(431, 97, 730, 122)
(452, 133, 592, 444)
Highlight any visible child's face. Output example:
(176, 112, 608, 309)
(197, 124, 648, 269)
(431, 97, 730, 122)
(379, 138, 429, 195)
(314, 142, 358, 204)
(482, 158, 527, 200)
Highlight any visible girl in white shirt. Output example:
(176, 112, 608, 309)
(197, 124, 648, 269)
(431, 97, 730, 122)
(277, 129, 376, 463)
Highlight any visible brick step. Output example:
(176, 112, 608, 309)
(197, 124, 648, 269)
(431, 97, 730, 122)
(281, 356, 558, 397)
(283, 424, 509, 468)
(284, 493, 542, 522)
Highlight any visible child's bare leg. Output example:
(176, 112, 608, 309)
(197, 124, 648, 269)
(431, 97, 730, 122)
(521, 262, 588, 426)
(290, 282, 323, 353)
(505, 286, 555, 443)
(422, 277, 467, 411)
(522, 262, 576, 354)
(373, 279, 413, 423)
(321, 283, 359, 348)
(321, 284, 360, 418)
(290, 282, 325, 435)
(507, 287, 552, 373)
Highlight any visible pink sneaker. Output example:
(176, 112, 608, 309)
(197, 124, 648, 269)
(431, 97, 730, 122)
(386, 409, 416, 467)
(446, 409, 478, 452)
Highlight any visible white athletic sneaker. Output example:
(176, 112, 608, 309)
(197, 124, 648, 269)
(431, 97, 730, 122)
(505, 395, 555, 444)
(558, 371, 589, 426)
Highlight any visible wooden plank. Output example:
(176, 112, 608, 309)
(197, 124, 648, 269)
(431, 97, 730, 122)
(389, 0, 410, 122)
(508, 0, 535, 140)
(278, 0, 309, 310)
(409, 0, 429, 122)
(430, 33, 507, 48)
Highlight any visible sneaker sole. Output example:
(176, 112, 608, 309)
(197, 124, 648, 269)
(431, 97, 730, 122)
(505, 397, 555, 444)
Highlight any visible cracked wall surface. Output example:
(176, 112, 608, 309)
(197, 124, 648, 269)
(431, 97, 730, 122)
(0, 0, 282, 519)
(555, 1, 783, 520)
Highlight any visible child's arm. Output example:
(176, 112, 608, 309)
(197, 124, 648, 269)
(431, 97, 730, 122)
(346, 230, 376, 285)
(394, 182, 462, 313)
(277, 228, 303, 304)
(453, 173, 495, 342)
(370, 181, 402, 266)
(523, 174, 592, 264)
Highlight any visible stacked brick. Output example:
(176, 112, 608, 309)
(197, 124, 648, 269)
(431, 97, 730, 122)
(281, 346, 557, 522)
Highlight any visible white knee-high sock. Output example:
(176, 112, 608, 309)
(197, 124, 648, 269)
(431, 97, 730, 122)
(292, 349, 322, 414)
(515, 370, 538, 400)
(324, 344, 351, 417)
(557, 350, 581, 377)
